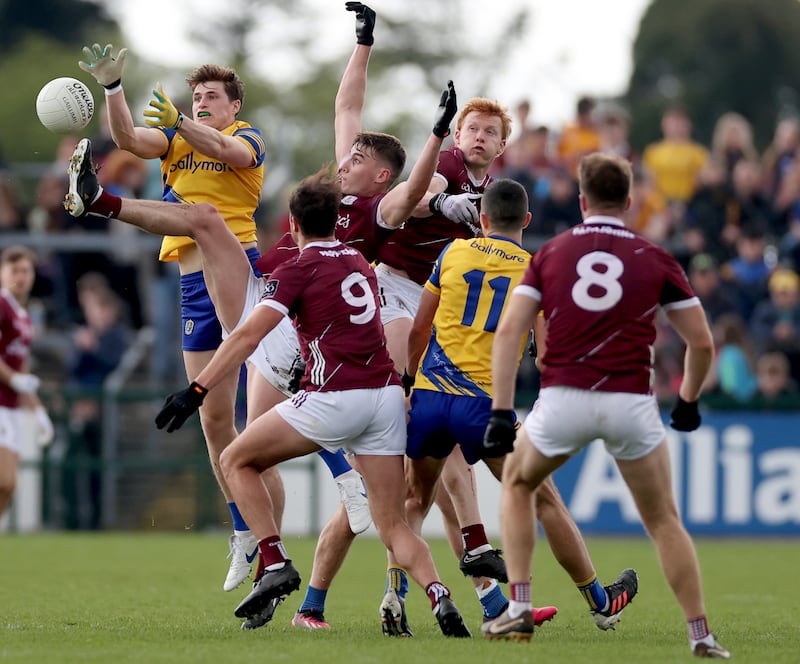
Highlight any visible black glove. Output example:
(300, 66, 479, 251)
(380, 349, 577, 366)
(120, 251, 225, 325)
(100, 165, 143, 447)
(432, 80, 457, 139)
(401, 370, 415, 397)
(288, 357, 307, 394)
(155, 381, 208, 433)
(670, 396, 701, 432)
(483, 409, 516, 457)
(345, 2, 376, 45)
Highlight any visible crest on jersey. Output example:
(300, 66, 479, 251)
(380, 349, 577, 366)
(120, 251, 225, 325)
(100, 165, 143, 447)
(184, 319, 194, 335)
(261, 279, 279, 300)
(341, 195, 358, 206)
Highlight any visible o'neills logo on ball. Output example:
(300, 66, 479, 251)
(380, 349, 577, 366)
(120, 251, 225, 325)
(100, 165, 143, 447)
(66, 81, 94, 117)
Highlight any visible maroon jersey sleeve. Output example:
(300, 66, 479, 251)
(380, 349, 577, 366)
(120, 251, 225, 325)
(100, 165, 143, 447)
(254, 232, 299, 276)
(258, 241, 400, 391)
(517, 219, 698, 394)
(335, 193, 392, 263)
(0, 291, 33, 408)
(378, 147, 491, 284)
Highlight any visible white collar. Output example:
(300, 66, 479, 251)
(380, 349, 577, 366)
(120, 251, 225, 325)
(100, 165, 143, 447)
(583, 215, 626, 227)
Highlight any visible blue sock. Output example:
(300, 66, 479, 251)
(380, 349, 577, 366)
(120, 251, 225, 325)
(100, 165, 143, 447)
(479, 583, 509, 619)
(384, 567, 409, 600)
(299, 585, 328, 613)
(577, 574, 608, 612)
(318, 448, 352, 479)
(227, 502, 249, 532)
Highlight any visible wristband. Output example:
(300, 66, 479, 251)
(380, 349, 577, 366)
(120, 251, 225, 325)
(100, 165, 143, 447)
(429, 193, 447, 215)
(104, 83, 123, 96)
(103, 78, 122, 91)
(174, 113, 184, 130)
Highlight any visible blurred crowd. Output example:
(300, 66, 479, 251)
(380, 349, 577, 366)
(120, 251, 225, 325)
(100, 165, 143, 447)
(2, 97, 800, 412)
(491, 97, 800, 409)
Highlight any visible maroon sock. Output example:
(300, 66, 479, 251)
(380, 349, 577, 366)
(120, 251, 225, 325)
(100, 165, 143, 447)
(89, 189, 122, 218)
(688, 615, 710, 640)
(461, 523, 490, 552)
(425, 581, 450, 610)
(257, 535, 288, 569)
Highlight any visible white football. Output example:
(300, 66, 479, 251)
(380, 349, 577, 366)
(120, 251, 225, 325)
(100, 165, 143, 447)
(35, 77, 95, 134)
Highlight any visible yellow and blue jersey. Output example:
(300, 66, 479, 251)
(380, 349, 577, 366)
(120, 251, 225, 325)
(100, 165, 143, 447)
(416, 234, 530, 398)
(157, 120, 266, 261)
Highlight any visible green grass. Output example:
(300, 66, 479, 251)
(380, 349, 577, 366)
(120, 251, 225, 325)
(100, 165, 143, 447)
(0, 533, 797, 663)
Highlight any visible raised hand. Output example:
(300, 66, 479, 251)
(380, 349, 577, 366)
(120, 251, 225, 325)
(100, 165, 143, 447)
(345, 2, 376, 45)
(155, 382, 208, 433)
(432, 80, 457, 138)
(429, 192, 481, 224)
(79, 43, 128, 89)
(143, 84, 184, 129)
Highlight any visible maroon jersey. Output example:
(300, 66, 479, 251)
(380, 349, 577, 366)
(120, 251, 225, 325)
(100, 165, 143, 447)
(254, 193, 390, 276)
(378, 146, 490, 284)
(517, 216, 698, 394)
(257, 240, 400, 392)
(0, 289, 33, 408)
(336, 192, 392, 263)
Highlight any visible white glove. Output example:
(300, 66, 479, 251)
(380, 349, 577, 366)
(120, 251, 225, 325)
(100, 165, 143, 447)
(34, 406, 55, 447)
(78, 43, 128, 88)
(429, 192, 482, 224)
(9, 372, 40, 395)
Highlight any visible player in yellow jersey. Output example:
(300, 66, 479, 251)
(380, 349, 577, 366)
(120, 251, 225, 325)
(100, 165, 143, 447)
(405, 178, 637, 638)
(74, 47, 281, 591)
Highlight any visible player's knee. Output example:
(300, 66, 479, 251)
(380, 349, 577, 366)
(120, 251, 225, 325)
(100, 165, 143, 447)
(192, 202, 224, 234)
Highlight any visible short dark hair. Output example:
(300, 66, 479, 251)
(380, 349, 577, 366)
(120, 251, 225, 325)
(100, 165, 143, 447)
(0, 245, 35, 267)
(352, 132, 407, 184)
(187, 64, 245, 106)
(289, 166, 342, 238)
(481, 179, 529, 231)
(578, 153, 632, 211)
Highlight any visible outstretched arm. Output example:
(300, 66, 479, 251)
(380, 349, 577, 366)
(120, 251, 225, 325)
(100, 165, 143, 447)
(79, 43, 168, 158)
(379, 81, 458, 228)
(335, 3, 376, 162)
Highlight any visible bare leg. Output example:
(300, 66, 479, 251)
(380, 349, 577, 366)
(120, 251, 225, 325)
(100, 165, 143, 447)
(500, 428, 568, 589)
(307, 505, 357, 589)
(535, 477, 595, 582)
(0, 447, 18, 516)
(183, 350, 240, 502)
(616, 441, 706, 619)
(246, 368, 287, 529)
(219, 409, 320, 539)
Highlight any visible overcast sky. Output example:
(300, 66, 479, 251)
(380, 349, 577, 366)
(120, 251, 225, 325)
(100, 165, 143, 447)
(111, 0, 651, 132)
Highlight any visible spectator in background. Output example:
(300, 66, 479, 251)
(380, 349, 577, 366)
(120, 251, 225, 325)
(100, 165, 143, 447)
(642, 106, 709, 224)
(596, 102, 636, 165)
(709, 313, 758, 403)
(0, 175, 27, 233)
(625, 165, 670, 243)
(556, 95, 601, 177)
(726, 158, 775, 242)
(721, 223, 772, 320)
(682, 159, 734, 264)
(750, 350, 798, 409)
(763, 116, 800, 219)
(529, 165, 582, 237)
(687, 253, 740, 325)
(749, 267, 800, 380)
(63, 273, 132, 529)
(710, 112, 758, 185)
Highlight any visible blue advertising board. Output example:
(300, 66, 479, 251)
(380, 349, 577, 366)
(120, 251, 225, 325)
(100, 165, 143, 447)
(551, 412, 800, 535)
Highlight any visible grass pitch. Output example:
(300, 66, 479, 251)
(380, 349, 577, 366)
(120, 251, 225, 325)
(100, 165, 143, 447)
(0, 533, 797, 663)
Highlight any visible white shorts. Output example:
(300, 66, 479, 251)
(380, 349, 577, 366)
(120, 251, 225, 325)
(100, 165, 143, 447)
(375, 263, 424, 325)
(229, 272, 301, 398)
(275, 385, 406, 456)
(0, 406, 24, 454)
(523, 386, 665, 461)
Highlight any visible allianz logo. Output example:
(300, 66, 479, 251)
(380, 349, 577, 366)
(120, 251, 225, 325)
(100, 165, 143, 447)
(567, 426, 800, 527)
